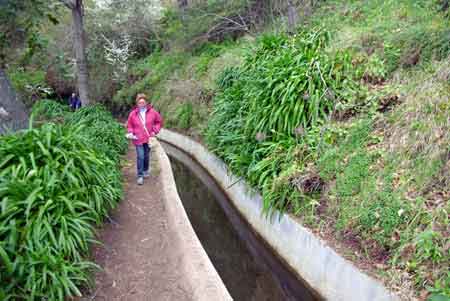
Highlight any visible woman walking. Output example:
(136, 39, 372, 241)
(126, 93, 163, 185)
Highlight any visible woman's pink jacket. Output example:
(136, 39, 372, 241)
(127, 105, 163, 145)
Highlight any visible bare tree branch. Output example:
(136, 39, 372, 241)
(60, 0, 76, 9)
(202, 12, 250, 32)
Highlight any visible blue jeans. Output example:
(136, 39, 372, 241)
(136, 143, 150, 177)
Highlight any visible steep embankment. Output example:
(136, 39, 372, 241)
(113, 38, 250, 138)
(115, 1, 449, 300)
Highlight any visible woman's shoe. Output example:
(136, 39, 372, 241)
(137, 177, 144, 185)
(143, 171, 150, 178)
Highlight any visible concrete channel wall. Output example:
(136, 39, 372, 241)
(157, 129, 400, 301)
(154, 140, 233, 301)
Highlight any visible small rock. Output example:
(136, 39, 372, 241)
(0, 107, 9, 118)
(374, 263, 387, 270)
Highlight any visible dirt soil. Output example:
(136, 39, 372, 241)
(80, 144, 195, 301)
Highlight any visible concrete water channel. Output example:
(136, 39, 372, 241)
(162, 142, 322, 301)
(159, 129, 399, 301)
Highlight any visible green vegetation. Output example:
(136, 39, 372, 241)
(108, 0, 450, 298)
(199, 1, 450, 299)
(2, 0, 449, 299)
(31, 99, 69, 119)
(0, 101, 127, 300)
(173, 102, 194, 130)
(8, 70, 52, 106)
(114, 38, 246, 136)
(314, 0, 450, 72)
(205, 29, 356, 209)
(113, 51, 186, 111)
(65, 105, 128, 160)
(110, 1, 449, 297)
(159, 0, 255, 49)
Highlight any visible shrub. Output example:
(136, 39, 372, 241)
(7, 69, 51, 105)
(31, 99, 69, 120)
(65, 105, 128, 160)
(205, 28, 364, 212)
(215, 66, 241, 90)
(175, 102, 194, 130)
(0, 123, 122, 299)
(0, 102, 127, 299)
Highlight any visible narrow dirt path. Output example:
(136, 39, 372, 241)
(82, 144, 195, 301)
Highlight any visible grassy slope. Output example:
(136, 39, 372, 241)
(299, 2, 450, 299)
(113, 38, 250, 138)
(114, 1, 449, 299)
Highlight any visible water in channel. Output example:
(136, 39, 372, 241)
(162, 142, 321, 301)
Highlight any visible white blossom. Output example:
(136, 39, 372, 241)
(103, 34, 134, 81)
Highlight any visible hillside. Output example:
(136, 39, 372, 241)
(114, 1, 450, 300)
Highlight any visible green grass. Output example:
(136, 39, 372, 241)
(311, 0, 450, 72)
(191, 40, 240, 77)
(112, 51, 187, 112)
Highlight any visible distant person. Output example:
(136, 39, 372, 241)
(126, 93, 163, 185)
(69, 92, 81, 110)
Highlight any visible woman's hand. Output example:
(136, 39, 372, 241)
(126, 133, 138, 140)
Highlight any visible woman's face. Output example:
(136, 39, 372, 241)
(137, 98, 147, 109)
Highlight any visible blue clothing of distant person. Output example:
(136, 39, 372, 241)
(69, 93, 81, 110)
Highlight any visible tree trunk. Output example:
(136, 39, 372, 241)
(178, 0, 188, 20)
(287, 0, 298, 32)
(71, 0, 90, 105)
(441, 0, 449, 12)
(177, 0, 188, 9)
